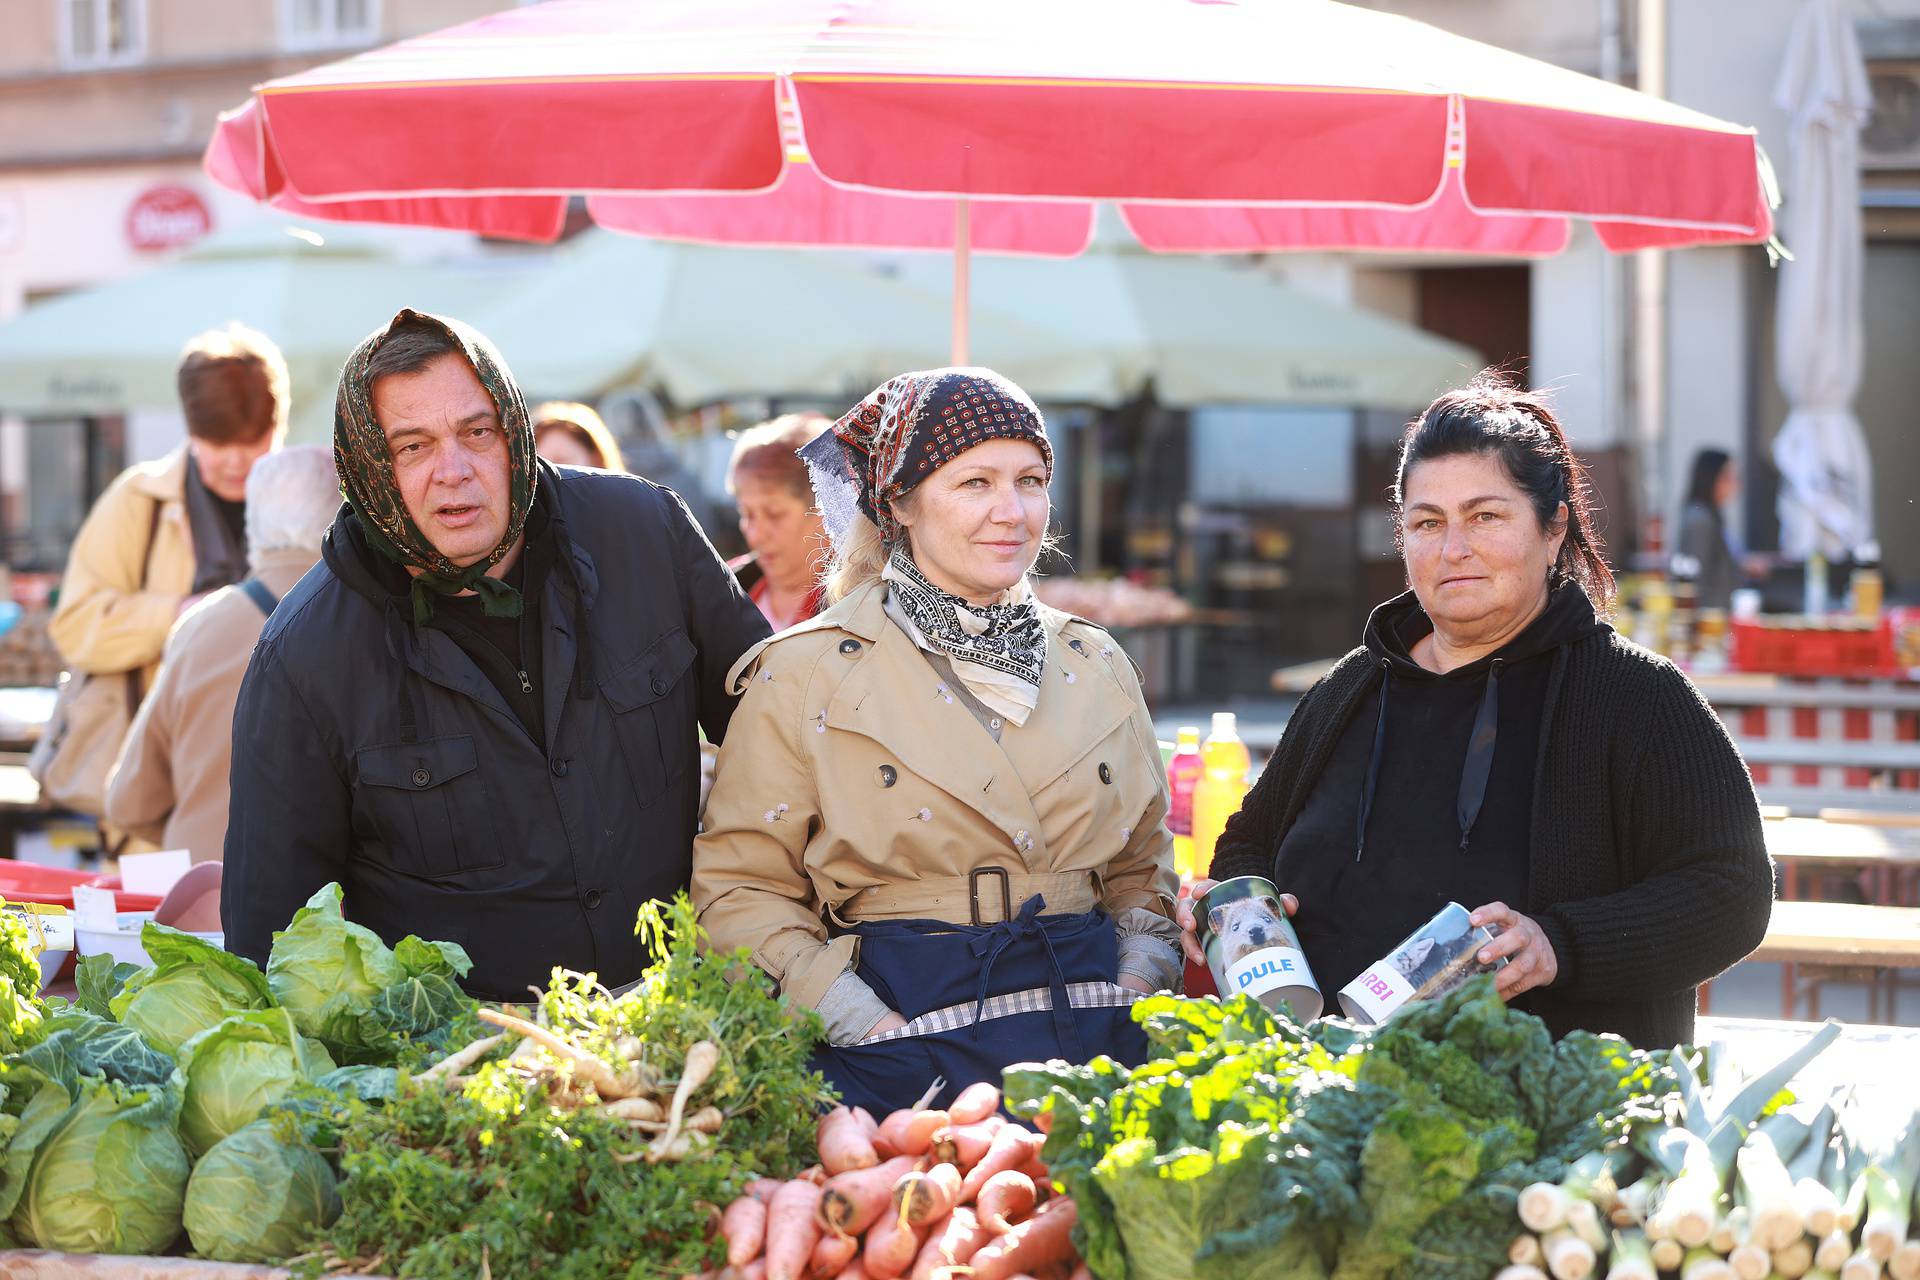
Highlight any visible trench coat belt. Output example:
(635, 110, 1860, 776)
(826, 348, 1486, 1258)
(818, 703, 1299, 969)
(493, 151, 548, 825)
(832, 869, 1102, 926)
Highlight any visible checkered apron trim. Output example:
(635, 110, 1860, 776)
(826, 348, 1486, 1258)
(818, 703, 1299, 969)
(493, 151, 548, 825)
(854, 980, 1143, 1046)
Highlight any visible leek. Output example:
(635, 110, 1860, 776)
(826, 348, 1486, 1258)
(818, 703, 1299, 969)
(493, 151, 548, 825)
(1776, 1237, 1817, 1279)
(1608, 1229, 1657, 1280)
(1740, 1132, 1809, 1250)
(1511, 1235, 1546, 1267)
(1545, 1226, 1599, 1280)
(1684, 1245, 1736, 1280)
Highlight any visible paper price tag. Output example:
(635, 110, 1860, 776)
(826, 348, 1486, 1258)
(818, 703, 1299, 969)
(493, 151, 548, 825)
(71, 884, 118, 932)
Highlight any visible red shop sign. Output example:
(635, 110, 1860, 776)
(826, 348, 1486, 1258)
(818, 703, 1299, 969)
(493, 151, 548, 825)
(126, 185, 212, 251)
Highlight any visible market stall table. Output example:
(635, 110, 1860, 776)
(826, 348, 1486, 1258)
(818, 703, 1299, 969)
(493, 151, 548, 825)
(1764, 813, 1920, 903)
(1732, 898, 1920, 1022)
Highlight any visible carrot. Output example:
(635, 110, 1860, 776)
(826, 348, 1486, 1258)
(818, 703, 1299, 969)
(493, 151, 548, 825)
(1031, 1107, 1054, 1135)
(931, 1116, 1006, 1169)
(967, 1198, 1078, 1280)
(807, 1230, 859, 1280)
(960, 1127, 1043, 1203)
(765, 1180, 826, 1280)
(851, 1106, 881, 1137)
(875, 1109, 918, 1156)
(862, 1209, 924, 1280)
(724, 1262, 766, 1280)
(749, 1179, 786, 1204)
(1069, 1265, 1094, 1280)
(892, 1162, 962, 1228)
(974, 1170, 1037, 1232)
(901, 1109, 949, 1156)
(800, 1165, 828, 1186)
(819, 1156, 919, 1237)
(948, 1081, 1002, 1125)
(818, 1106, 882, 1175)
(910, 1206, 995, 1280)
(723, 1195, 769, 1267)
(833, 1264, 872, 1280)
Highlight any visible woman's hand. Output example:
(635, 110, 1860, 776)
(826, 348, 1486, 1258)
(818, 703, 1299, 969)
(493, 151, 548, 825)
(863, 1010, 909, 1039)
(1469, 902, 1558, 999)
(1175, 879, 1299, 968)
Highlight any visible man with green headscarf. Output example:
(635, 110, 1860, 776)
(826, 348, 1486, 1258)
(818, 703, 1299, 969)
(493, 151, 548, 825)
(221, 310, 769, 998)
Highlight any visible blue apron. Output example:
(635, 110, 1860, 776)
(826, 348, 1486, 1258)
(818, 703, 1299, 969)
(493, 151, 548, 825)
(810, 893, 1148, 1114)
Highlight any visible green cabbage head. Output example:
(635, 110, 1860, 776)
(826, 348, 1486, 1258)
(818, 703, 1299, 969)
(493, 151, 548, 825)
(176, 1008, 336, 1157)
(184, 1119, 340, 1263)
(6, 1070, 188, 1254)
(110, 923, 273, 1055)
(267, 884, 403, 1057)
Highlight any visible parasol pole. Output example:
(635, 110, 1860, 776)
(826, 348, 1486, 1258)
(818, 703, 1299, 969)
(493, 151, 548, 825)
(952, 197, 972, 364)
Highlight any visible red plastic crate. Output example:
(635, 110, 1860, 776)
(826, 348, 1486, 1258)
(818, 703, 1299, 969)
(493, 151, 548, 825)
(0, 864, 163, 912)
(1730, 618, 1897, 678)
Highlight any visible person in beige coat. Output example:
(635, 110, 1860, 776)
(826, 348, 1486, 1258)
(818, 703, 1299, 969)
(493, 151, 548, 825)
(106, 447, 338, 863)
(50, 324, 288, 687)
(693, 368, 1179, 1115)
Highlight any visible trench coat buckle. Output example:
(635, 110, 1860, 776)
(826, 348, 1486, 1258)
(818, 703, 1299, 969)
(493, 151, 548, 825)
(969, 866, 1014, 927)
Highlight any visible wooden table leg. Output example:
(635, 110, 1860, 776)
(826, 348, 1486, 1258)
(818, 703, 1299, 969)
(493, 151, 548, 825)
(1781, 961, 1797, 1019)
(1698, 980, 1713, 1015)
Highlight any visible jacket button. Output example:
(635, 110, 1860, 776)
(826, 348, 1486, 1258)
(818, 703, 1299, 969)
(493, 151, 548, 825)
(876, 765, 897, 788)
(1098, 762, 1113, 784)
(551, 758, 569, 777)
(584, 889, 604, 910)
(839, 639, 862, 655)
(651, 676, 670, 697)
(411, 767, 431, 788)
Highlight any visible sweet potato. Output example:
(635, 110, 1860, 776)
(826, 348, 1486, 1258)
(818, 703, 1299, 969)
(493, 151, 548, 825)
(723, 1195, 769, 1267)
(765, 1180, 825, 1280)
(968, 1198, 1078, 1280)
(818, 1106, 882, 1175)
(893, 1162, 962, 1228)
(819, 1156, 919, 1237)
(862, 1210, 923, 1280)
(931, 1115, 1006, 1168)
(975, 1170, 1037, 1232)
(910, 1206, 994, 1280)
(960, 1127, 1043, 1202)
(808, 1230, 859, 1280)
(947, 1081, 1002, 1125)
(900, 1108, 949, 1156)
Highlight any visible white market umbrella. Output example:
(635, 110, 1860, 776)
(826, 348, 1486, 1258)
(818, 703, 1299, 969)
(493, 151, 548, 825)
(1772, 0, 1876, 560)
(479, 228, 1480, 411)
(0, 223, 508, 443)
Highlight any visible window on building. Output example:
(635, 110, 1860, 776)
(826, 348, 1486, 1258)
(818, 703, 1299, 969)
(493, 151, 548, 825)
(281, 0, 381, 51)
(58, 0, 145, 69)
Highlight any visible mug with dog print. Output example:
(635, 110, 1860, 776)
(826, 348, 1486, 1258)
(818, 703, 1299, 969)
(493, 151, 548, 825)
(1198, 876, 1322, 1021)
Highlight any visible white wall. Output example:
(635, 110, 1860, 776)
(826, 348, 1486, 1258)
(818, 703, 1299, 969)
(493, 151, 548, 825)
(1530, 229, 1617, 448)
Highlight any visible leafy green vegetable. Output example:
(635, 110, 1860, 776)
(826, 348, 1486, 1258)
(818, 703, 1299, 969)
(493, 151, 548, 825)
(32, 1009, 175, 1088)
(1006, 979, 1680, 1280)
(316, 894, 831, 1278)
(110, 923, 274, 1055)
(5, 1067, 188, 1254)
(265, 883, 475, 1064)
(175, 1008, 337, 1156)
(0, 901, 47, 1053)
(184, 1119, 340, 1264)
(72, 953, 140, 1020)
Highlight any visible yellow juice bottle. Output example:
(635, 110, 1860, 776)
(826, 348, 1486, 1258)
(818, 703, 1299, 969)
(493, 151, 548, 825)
(1191, 712, 1251, 877)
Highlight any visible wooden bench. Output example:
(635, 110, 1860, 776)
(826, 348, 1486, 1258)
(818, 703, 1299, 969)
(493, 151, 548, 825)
(1764, 814, 1920, 905)
(1739, 900, 1920, 1023)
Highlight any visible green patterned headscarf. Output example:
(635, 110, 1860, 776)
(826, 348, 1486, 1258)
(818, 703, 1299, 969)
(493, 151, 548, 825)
(334, 308, 538, 623)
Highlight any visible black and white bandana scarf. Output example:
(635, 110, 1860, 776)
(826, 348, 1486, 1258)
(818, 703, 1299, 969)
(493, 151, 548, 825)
(883, 545, 1047, 726)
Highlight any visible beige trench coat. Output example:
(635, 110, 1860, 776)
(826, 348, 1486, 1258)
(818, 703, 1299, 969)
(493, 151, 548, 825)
(692, 580, 1178, 1020)
(105, 548, 318, 863)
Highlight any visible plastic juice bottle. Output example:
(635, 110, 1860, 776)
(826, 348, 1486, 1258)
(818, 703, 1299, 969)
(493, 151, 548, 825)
(1165, 727, 1203, 879)
(1190, 712, 1251, 876)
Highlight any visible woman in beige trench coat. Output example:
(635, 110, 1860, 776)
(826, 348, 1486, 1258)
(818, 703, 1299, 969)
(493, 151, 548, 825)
(692, 368, 1180, 1114)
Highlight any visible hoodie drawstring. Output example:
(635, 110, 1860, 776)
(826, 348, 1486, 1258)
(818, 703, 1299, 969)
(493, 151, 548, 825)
(1355, 659, 1391, 861)
(1456, 658, 1502, 850)
(1355, 655, 1505, 860)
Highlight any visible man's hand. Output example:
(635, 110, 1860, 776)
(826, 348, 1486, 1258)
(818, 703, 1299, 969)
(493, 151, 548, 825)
(1469, 901, 1559, 1000)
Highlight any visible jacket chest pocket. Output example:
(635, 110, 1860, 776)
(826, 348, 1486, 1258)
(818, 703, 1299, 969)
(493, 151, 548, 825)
(352, 735, 506, 881)
(600, 628, 698, 810)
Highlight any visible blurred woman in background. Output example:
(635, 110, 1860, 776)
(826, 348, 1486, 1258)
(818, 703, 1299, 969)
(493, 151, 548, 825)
(1677, 447, 1758, 611)
(725, 413, 831, 631)
(533, 401, 626, 472)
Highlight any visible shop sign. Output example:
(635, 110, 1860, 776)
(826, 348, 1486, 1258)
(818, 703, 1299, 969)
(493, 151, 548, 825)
(126, 185, 211, 252)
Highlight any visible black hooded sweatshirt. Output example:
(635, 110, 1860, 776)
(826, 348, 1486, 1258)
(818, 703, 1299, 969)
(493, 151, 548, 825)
(1211, 579, 1776, 1048)
(1272, 582, 1612, 1005)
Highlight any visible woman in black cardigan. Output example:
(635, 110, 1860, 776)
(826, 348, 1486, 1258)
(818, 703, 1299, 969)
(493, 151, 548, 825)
(1179, 376, 1773, 1048)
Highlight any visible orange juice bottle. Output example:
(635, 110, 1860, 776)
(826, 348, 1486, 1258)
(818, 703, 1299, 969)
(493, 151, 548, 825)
(1165, 727, 1203, 879)
(1190, 713, 1251, 876)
